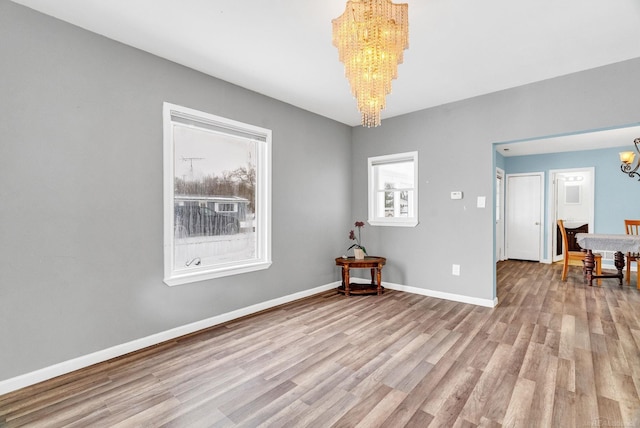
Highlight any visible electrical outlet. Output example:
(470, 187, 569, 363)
(452, 264, 460, 276)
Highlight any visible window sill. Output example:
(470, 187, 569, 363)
(368, 219, 419, 228)
(164, 260, 272, 286)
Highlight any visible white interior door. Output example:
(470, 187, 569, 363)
(506, 173, 543, 261)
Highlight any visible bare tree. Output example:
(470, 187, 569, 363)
(174, 163, 256, 211)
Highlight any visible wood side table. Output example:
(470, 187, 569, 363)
(335, 256, 386, 296)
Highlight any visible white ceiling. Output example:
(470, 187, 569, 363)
(497, 124, 640, 157)
(10, 0, 640, 129)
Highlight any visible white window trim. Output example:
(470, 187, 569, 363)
(367, 151, 419, 227)
(163, 102, 272, 286)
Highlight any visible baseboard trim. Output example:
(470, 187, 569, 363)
(383, 280, 498, 308)
(601, 261, 637, 271)
(344, 276, 497, 308)
(0, 278, 498, 395)
(0, 281, 340, 396)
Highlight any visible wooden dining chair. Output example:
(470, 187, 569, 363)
(624, 219, 640, 286)
(557, 219, 601, 284)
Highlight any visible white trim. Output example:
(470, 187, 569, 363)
(495, 167, 506, 262)
(547, 167, 595, 264)
(599, 254, 636, 271)
(368, 219, 419, 227)
(0, 278, 498, 395)
(165, 260, 273, 286)
(367, 151, 419, 227)
(0, 281, 338, 396)
(163, 102, 272, 285)
(382, 280, 498, 308)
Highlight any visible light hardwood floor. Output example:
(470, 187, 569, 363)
(2, 261, 640, 427)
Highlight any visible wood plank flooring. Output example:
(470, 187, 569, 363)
(2, 261, 640, 427)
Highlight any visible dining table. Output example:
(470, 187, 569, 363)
(575, 233, 640, 286)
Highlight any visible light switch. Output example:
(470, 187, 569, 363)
(477, 196, 486, 208)
(452, 264, 460, 276)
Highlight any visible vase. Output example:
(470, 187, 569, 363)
(354, 248, 365, 259)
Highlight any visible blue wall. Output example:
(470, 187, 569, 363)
(504, 145, 640, 259)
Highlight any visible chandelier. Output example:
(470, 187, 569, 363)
(332, 0, 409, 128)
(620, 138, 640, 180)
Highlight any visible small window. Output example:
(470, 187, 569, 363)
(216, 203, 238, 213)
(163, 103, 272, 285)
(368, 151, 418, 227)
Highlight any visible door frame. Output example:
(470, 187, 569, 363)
(495, 167, 506, 261)
(548, 167, 595, 263)
(505, 172, 545, 262)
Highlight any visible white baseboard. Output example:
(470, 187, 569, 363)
(382, 280, 498, 308)
(346, 276, 497, 307)
(0, 281, 339, 396)
(601, 261, 637, 271)
(0, 278, 498, 396)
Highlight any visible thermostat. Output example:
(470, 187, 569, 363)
(450, 191, 463, 200)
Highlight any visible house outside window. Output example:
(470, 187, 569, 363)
(368, 151, 418, 227)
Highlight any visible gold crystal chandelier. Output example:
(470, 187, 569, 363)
(332, 0, 409, 128)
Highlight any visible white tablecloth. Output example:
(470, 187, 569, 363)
(575, 233, 640, 253)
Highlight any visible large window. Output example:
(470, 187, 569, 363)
(163, 103, 272, 286)
(368, 151, 418, 227)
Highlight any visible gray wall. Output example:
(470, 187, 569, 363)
(352, 58, 640, 301)
(3, 0, 640, 385)
(0, 1, 352, 381)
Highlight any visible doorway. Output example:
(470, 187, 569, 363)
(505, 173, 544, 261)
(549, 168, 595, 262)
